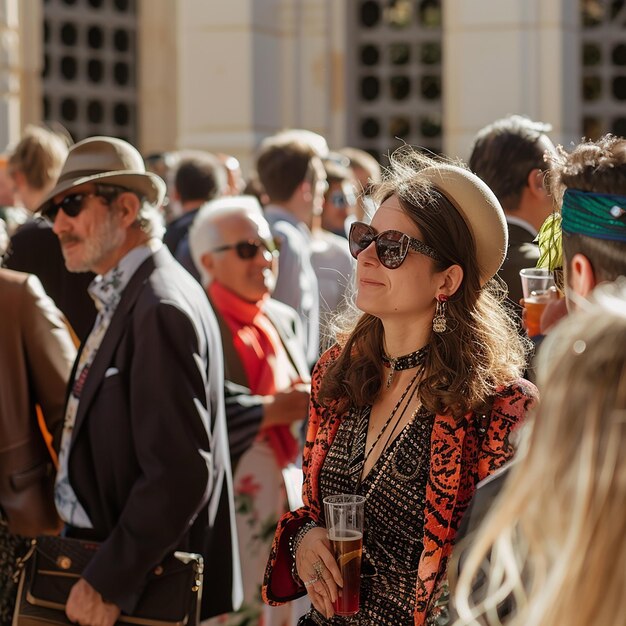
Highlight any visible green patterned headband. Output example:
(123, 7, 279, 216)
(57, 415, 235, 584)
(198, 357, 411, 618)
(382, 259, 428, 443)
(537, 188, 626, 272)
(562, 189, 626, 242)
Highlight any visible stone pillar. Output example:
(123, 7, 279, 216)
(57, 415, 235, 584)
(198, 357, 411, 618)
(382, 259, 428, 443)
(137, 0, 179, 155)
(443, 0, 580, 161)
(138, 0, 348, 170)
(16, 0, 43, 130)
(0, 0, 21, 151)
(251, 0, 347, 147)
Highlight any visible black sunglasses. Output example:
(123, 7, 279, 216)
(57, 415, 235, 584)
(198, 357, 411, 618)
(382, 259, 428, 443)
(211, 237, 281, 260)
(43, 192, 100, 223)
(348, 221, 441, 269)
(43, 186, 124, 223)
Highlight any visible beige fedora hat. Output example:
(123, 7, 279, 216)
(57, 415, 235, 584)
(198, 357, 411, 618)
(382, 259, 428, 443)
(37, 136, 166, 214)
(420, 164, 508, 285)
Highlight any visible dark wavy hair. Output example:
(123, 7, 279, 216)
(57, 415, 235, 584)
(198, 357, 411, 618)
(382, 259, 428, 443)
(319, 149, 529, 419)
(469, 114, 552, 212)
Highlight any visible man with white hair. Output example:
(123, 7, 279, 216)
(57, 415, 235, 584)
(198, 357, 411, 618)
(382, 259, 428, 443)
(189, 195, 310, 625)
(39, 136, 241, 625)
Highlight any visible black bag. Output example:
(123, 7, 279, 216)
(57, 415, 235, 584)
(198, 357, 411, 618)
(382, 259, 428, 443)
(12, 536, 203, 626)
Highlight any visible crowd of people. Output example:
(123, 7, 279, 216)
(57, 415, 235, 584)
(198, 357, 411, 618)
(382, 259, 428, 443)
(0, 117, 624, 626)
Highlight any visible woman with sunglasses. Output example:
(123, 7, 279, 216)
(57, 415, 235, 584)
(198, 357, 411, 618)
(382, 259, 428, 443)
(262, 149, 536, 625)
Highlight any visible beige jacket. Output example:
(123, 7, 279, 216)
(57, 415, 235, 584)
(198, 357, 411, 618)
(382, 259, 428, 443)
(0, 268, 76, 536)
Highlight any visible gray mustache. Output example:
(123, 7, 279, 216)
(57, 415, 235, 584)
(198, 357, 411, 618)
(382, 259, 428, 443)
(59, 235, 82, 245)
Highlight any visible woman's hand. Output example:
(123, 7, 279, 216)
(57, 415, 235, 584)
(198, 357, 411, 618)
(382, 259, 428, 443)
(295, 526, 343, 619)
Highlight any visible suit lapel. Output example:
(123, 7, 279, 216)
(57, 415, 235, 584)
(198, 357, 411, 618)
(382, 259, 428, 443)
(264, 302, 310, 381)
(208, 295, 249, 388)
(70, 253, 156, 443)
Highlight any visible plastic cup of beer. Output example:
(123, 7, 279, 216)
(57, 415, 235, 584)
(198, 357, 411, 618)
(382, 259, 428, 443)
(323, 494, 365, 616)
(519, 268, 555, 337)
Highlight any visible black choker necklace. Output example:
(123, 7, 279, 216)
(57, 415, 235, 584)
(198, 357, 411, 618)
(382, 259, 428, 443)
(382, 345, 428, 388)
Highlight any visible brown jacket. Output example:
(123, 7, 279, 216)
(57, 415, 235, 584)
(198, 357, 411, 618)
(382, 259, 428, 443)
(0, 268, 76, 536)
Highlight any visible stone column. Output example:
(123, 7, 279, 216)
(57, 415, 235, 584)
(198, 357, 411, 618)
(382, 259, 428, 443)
(138, 0, 347, 170)
(251, 0, 347, 147)
(443, 0, 580, 161)
(16, 0, 43, 131)
(0, 0, 21, 151)
(137, 0, 179, 155)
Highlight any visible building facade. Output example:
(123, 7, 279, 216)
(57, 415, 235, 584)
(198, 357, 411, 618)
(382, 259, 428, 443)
(0, 0, 622, 170)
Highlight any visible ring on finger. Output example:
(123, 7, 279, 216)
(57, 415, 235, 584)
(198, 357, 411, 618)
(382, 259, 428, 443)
(312, 560, 324, 577)
(303, 576, 319, 587)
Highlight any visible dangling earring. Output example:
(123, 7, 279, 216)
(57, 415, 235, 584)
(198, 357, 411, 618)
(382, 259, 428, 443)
(432, 295, 448, 333)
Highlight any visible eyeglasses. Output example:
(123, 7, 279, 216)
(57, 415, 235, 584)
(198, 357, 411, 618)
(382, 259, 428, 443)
(42, 186, 124, 223)
(348, 221, 441, 269)
(211, 237, 281, 260)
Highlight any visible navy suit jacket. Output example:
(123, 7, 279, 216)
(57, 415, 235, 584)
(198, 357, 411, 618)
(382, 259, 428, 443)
(66, 246, 241, 617)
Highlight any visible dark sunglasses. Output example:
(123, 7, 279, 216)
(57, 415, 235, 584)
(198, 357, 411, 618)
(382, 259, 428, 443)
(348, 221, 441, 269)
(43, 186, 123, 223)
(43, 192, 99, 223)
(211, 237, 281, 260)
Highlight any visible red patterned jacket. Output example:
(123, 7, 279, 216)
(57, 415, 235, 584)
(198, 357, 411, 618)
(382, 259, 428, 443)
(263, 346, 537, 624)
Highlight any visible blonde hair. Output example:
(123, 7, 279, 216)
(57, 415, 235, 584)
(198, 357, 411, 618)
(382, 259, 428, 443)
(452, 280, 626, 626)
(8, 125, 69, 191)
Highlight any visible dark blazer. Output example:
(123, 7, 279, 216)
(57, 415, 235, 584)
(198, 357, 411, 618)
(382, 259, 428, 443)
(497, 221, 540, 305)
(451, 463, 515, 621)
(4, 218, 96, 340)
(210, 296, 310, 470)
(65, 247, 241, 618)
(164, 209, 202, 283)
(163, 208, 200, 257)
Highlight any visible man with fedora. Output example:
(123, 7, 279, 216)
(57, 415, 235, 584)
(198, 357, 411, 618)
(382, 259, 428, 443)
(39, 136, 242, 625)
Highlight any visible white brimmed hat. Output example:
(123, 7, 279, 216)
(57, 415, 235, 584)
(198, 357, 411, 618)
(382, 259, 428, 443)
(37, 136, 166, 214)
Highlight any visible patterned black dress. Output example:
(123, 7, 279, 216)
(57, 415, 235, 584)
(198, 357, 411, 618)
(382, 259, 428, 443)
(306, 404, 434, 625)
(0, 513, 29, 626)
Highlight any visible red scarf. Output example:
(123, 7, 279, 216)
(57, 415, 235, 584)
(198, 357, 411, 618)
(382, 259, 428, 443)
(209, 281, 299, 468)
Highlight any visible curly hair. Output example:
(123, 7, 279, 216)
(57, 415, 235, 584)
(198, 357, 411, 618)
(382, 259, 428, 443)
(547, 134, 626, 282)
(319, 148, 529, 419)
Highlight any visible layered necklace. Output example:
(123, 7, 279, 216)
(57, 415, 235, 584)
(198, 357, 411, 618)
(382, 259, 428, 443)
(382, 344, 429, 388)
(358, 361, 425, 490)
